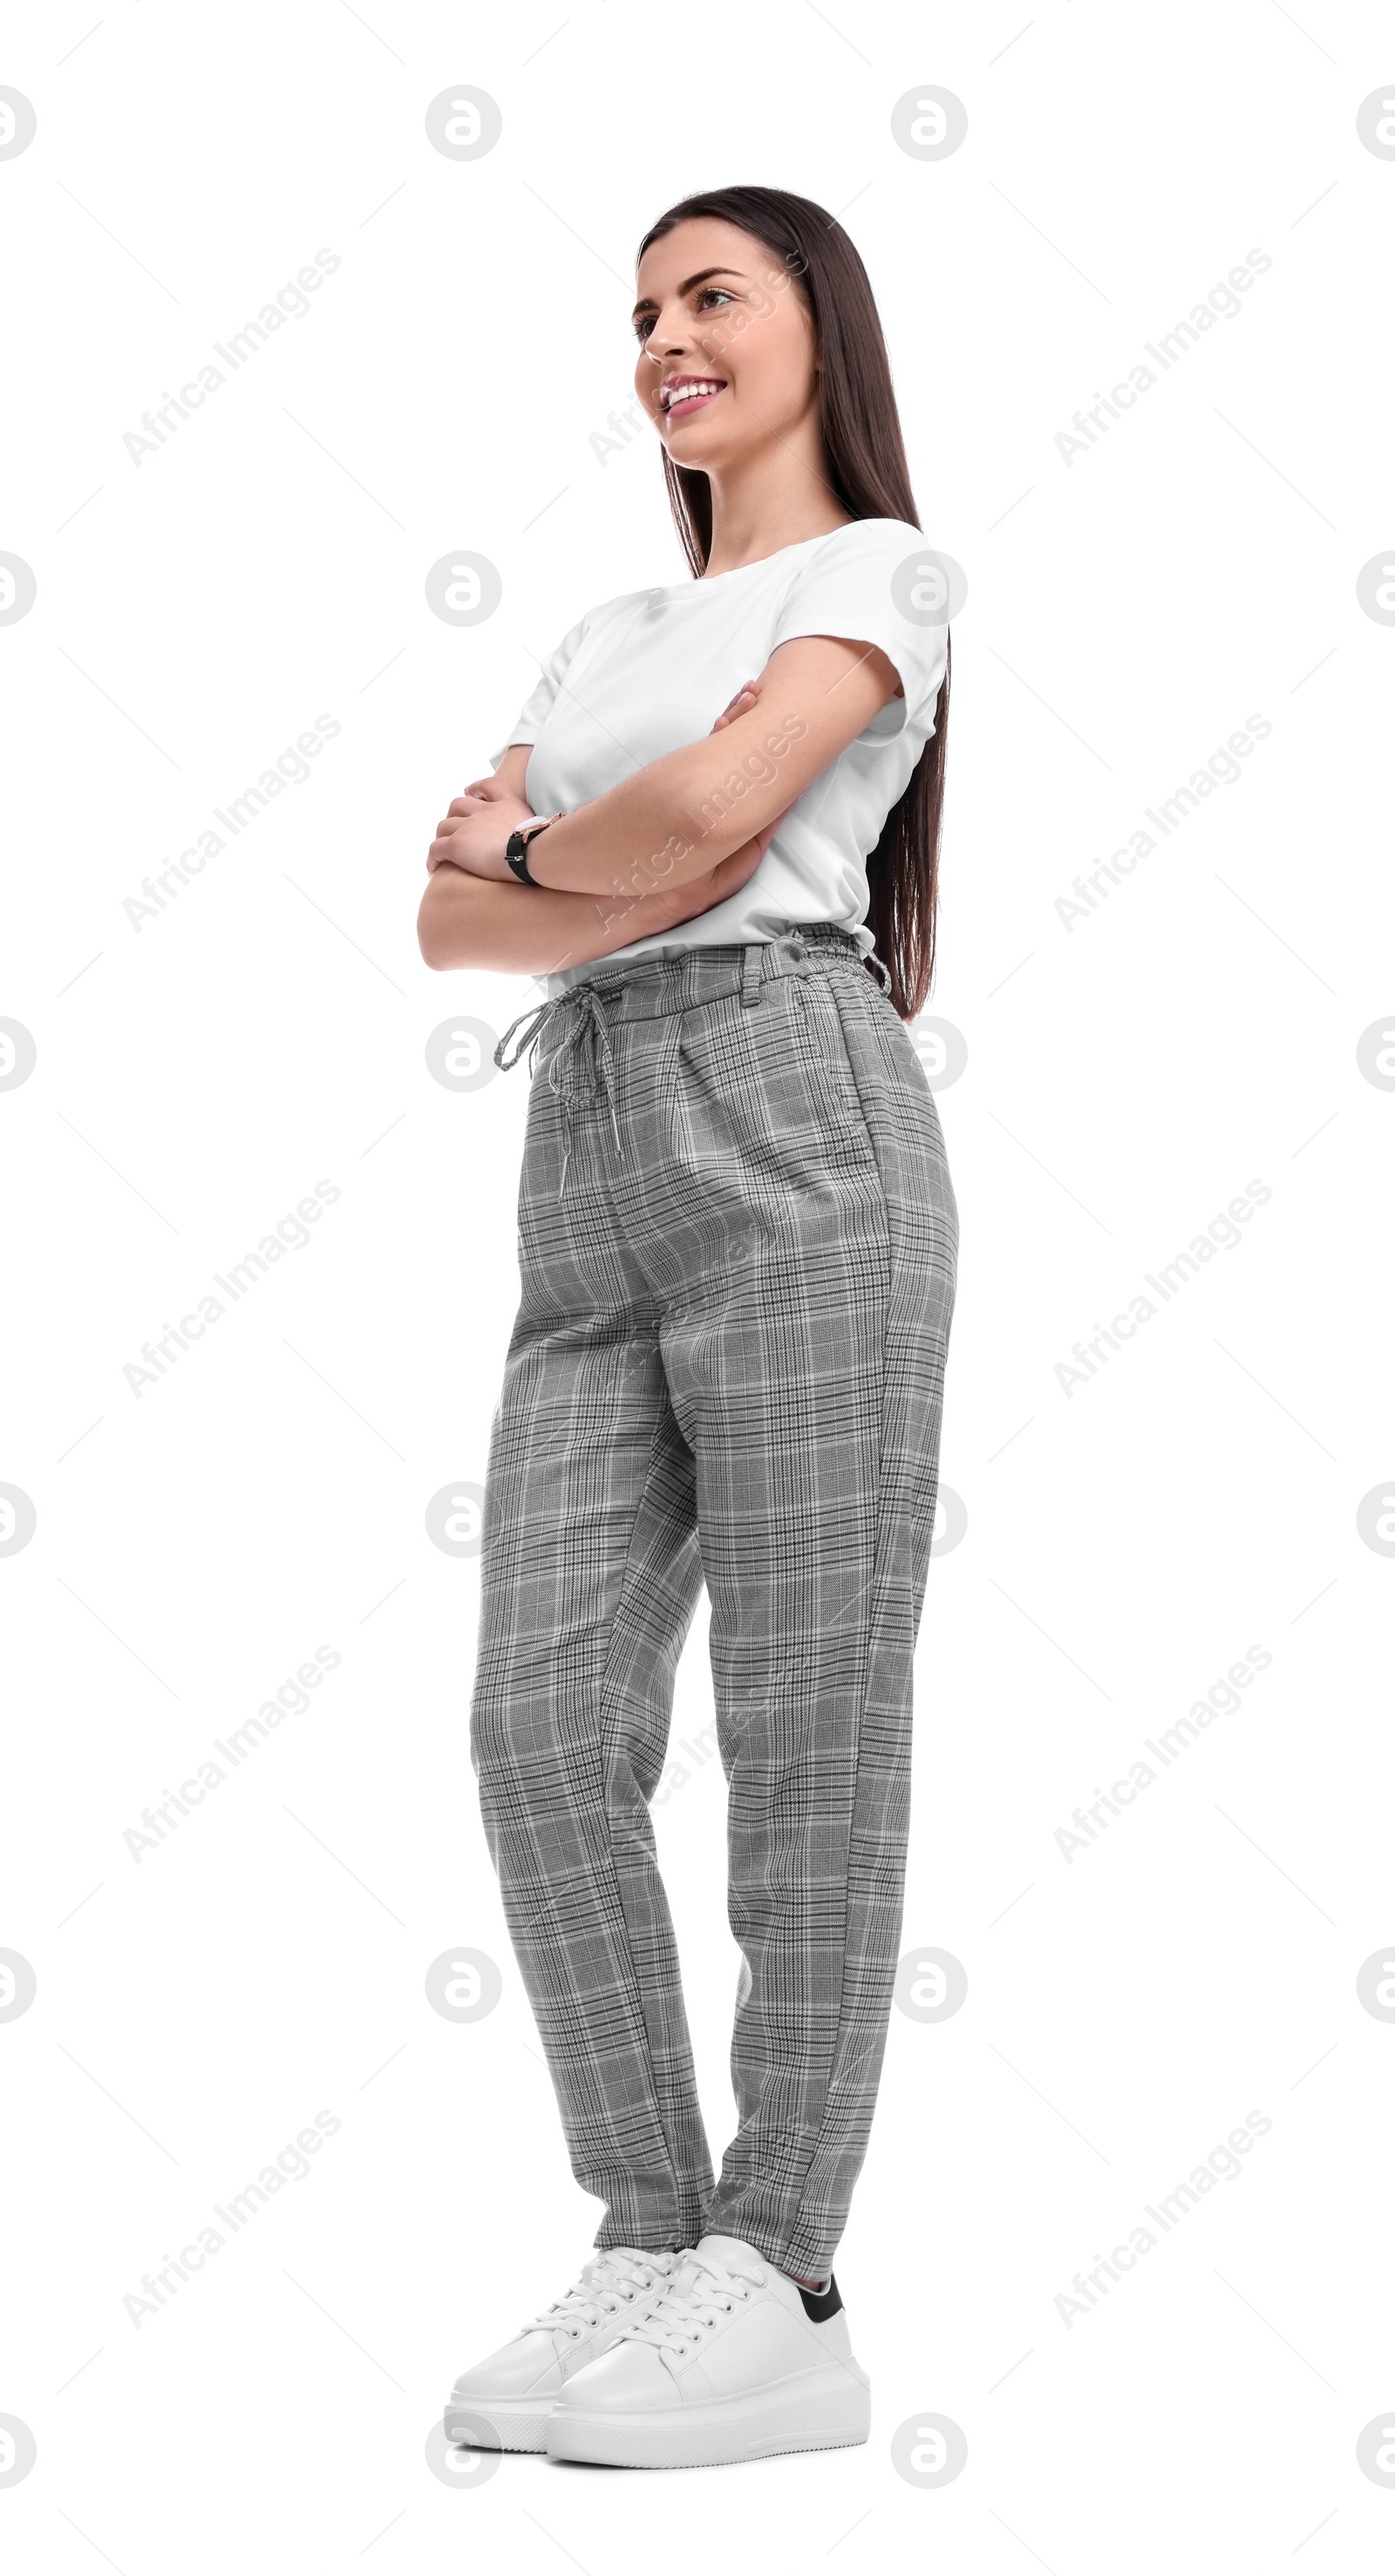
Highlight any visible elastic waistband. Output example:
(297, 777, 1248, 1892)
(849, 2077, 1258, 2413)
(538, 922, 878, 1034)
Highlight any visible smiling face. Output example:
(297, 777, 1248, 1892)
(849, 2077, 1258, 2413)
(632, 216, 823, 476)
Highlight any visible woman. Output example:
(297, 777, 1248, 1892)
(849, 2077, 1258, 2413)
(420, 185, 958, 2472)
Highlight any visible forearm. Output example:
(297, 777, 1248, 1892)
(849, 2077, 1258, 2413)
(527, 703, 809, 901)
(419, 636, 899, 939)
(418, 861, 703, 976)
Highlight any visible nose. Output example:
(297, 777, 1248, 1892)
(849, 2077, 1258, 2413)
(643, 304, 695, 362)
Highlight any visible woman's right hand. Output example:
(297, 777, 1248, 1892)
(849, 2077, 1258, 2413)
(711, 680, 760, 733)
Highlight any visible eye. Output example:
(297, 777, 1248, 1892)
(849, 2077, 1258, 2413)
(632, 283, 734, 343)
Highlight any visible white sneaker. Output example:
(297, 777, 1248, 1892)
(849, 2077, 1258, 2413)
(445, 2245, 686, 2453)
(545, 2233, 871, 2468)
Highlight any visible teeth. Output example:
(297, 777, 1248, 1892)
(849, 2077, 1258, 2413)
(663, 379, 723, 410)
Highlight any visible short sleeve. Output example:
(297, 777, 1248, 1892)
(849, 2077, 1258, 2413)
(766, 519, 949, 740)
(489, 614, 589, 767)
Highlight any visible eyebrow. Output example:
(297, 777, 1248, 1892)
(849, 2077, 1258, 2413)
(631, 265, 746, 320)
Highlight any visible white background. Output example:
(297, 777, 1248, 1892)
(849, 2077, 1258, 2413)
(3, 1, 1393, 2568)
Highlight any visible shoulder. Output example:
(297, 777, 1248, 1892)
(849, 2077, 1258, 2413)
(577, 579, 674, 628)
(541, 581, 676, 664)
(539, 584, 652, 659)
(793, 517, 927, 579)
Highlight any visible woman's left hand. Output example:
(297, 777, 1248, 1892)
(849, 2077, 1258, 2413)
(426, 779, 534, 879)
(429, 688, 761, 884)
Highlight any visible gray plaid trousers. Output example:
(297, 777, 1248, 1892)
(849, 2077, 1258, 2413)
(469, 923, 957, 2281)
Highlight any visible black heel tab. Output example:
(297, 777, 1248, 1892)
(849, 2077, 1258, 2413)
(797, 2273, 844, 2321)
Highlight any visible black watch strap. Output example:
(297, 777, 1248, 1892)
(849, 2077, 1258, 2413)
(505, 816, 555, 885)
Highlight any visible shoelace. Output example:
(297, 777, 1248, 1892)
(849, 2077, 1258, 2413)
(520, 2246, 675, 2342)
(625, 2248, 759, 2355)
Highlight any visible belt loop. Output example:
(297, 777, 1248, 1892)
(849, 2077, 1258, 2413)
(780, 926, 814, 978)
(740, 941, 764, 1007)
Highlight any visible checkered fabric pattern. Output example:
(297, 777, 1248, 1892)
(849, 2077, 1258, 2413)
(469, 923, 958, 2281)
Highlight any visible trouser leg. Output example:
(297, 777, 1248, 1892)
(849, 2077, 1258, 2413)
(469, 1313, 714, 2251)
(657, 962, 956, 2281)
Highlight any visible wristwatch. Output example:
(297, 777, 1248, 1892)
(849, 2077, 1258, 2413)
(505, 813, 560, 885)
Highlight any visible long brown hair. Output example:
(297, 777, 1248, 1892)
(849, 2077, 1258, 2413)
(636, 185, 949, 1020)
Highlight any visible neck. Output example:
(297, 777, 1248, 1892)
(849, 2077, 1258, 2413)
(701, 419, 850, 576)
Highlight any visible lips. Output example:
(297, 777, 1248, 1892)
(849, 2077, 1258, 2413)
(660, 375, 727, 422)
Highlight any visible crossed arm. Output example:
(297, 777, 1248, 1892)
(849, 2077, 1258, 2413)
(416, 630, 902, 977)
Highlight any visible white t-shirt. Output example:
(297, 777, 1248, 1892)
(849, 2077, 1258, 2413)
(491, 517, 948, 996)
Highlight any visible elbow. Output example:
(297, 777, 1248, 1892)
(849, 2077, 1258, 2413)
(417, 880, 460, 971)
(416, 870, 539, 977)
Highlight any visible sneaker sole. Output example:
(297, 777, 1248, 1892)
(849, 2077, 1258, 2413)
(444, 2395, 554, 2454)
(545, 2361, 871, 2469)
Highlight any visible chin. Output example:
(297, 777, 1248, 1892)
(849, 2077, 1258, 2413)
(663, 428, 728, 468)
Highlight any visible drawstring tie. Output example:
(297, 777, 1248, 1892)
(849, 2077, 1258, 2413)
(492, 934, 886, 1197)
(494, 981, 623, 1199)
